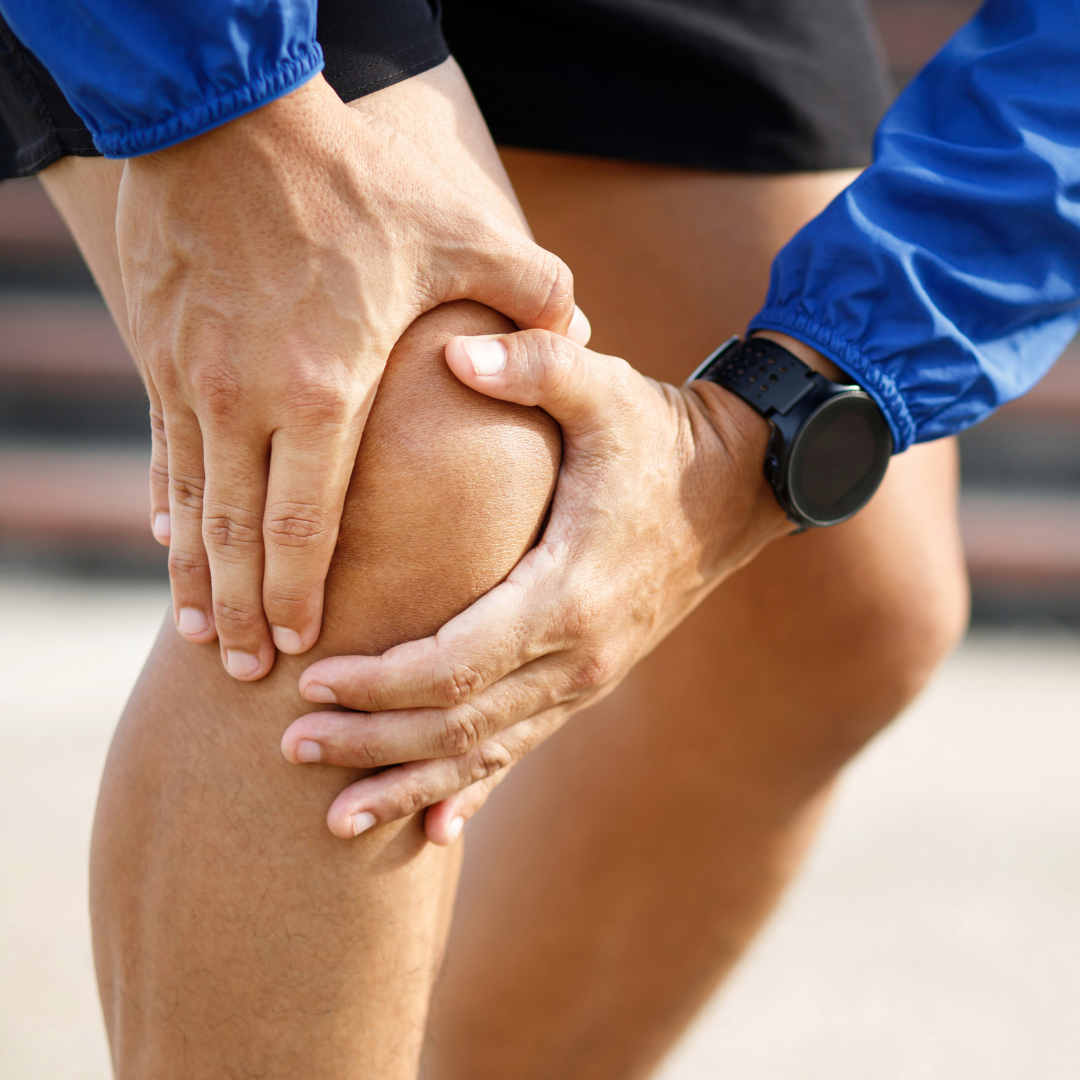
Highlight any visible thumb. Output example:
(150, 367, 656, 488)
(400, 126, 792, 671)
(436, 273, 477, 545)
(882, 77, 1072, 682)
(445, 328, 623, 432)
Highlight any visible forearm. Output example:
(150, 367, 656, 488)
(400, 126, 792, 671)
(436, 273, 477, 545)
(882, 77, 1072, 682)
(91, 300, 560, 1075)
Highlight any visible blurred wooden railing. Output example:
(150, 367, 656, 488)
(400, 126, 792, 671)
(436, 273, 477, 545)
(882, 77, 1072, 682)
(1, 0, 1078, 618)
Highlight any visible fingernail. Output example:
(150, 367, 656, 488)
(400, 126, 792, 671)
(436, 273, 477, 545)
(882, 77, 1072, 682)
(303, 682, 336, 704)
(352, 811, 376, 836)
(177, 607, 209, 636)
(568, 305, 592, 346)
(272, 626, 303, 654)
(225, 650, 260, 678)
(449, 815, 465, 841)
(152, 511, 170, 542)
(296, 739, 322, 763)
(462, 337, 507, 376)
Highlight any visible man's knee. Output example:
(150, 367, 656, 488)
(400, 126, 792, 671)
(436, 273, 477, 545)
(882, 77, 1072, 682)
(796, 441, 970, 756)
(839, 563, 969, 738)
(317, 300, 561, 658)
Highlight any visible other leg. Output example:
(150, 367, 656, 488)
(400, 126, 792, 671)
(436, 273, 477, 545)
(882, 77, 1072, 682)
(424, 153, 969, 1079)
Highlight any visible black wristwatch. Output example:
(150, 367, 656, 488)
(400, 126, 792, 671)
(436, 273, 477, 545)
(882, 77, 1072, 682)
(688, 336, 893, 528)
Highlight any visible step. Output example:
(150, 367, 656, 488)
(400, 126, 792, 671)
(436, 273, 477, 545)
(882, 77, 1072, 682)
(959, 493, 1080, 586)
(0, 295, 133, 382)
(0, 445, 159, 561)
(0, 179, 75, 258)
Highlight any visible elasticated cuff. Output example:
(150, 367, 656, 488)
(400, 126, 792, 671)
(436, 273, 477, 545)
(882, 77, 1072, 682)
(748, 308, 916, 453)
(94, 45, 324, 158)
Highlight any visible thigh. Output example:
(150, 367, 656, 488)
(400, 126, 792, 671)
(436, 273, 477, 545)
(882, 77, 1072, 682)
(40, 63, 561, 1078)
(427, 153, 969, 1078)
(502, 149, 864, 375)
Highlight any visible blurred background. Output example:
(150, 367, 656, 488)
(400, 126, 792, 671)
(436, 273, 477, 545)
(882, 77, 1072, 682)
(1, 3, 1077, 1078)
(2, 0, 1079, 618)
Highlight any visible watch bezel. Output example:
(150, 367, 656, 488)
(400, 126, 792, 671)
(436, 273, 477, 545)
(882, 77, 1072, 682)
(778, 390, 893, 528)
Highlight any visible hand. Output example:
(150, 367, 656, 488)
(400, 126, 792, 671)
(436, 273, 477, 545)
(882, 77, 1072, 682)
(120, 74, 583, 680)
(282, 328, 794, 843)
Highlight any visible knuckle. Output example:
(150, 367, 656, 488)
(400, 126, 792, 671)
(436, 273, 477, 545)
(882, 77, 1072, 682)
(149, 456, 170, 489)
(169, 473, 205, 513)
(202, 510, 261, 555)
(465, 742, 513, 785)
(211, 597, 263, 636)
(522, 329, 575, 390)
(591, 640, 624, 683)
(569, 652, 614, 695)
(397, 776, 437, 818)
(433, 659, 485, 708)
(352, 731, 392, 769)
(168, 549, 209, 584)
(439, 707, 483, 757)
(261, 589, 310, 616)
(282, 382, 352, 428)
(191, 362, 243, 419)
(263, 501, 336, 550)
(529, 250, 575, 324)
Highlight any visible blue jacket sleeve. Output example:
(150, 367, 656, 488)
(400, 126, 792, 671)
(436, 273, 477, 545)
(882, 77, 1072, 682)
(0, 0, 323, 158)
(749, 0, 1080, 452)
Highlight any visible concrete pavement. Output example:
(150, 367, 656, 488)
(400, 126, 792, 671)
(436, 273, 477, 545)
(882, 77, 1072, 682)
(1, 573, 1077, 1079)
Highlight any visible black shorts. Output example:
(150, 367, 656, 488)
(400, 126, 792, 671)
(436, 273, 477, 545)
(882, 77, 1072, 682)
(0, 0, 888, 180)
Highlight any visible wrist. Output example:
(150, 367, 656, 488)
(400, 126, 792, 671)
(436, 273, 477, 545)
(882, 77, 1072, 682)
(129, 74, 343, 177)
(687, 379, 794, 574)
(694, 336, 893, 529)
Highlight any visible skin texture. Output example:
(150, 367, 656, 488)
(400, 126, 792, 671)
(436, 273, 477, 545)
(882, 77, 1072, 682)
(281, 326, 794, 840)
(113, 68, 579, 683)
(87, 299, 560, 1078)
(419, 152, 968, 1078)
(42, 64, 563, 1078)
(278, 162, 962, 844)
(41, 62, 969, 1080)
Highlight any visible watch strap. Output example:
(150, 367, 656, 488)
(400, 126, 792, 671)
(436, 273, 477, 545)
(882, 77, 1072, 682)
(692, 337, 818, 418)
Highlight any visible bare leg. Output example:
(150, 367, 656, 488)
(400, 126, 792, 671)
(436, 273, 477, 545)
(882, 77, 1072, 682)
(87, 298, 557, 1077)
(42, 66, 559, 1078)
(424, 154, 969, 1078)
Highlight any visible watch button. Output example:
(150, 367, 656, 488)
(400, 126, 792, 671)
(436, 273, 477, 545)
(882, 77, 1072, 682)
(763, 454, 779, 483)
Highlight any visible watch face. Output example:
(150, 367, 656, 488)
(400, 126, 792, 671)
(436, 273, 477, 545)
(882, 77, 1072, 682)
(787, 393, 892, 526)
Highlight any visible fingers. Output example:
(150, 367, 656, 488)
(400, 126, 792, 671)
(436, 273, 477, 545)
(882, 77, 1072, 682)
(284, 654, 572, 769)
(567, 304, 592, 347)
(164, 407, 217, 645)
(198, 429, 276, 680)
(298, 551, 562, 711)
(322, 725, 541, 840)
(147, 386, 171, 545)
(444, 328, 627, 434)
(261, 419, 362, 656)
(424, 774, 506, 846)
